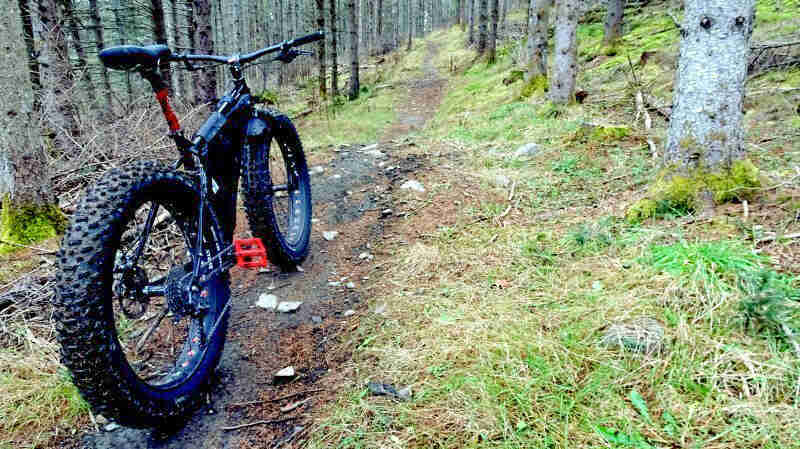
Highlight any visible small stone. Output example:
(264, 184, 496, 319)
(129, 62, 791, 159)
(385, 166, 397, 172)
(256, 293, 278, 310)
(346, 282, 356, 289)
(375, 303, 387, 315)
(343, 309, 356, 317)
(276, 301, 303, 313)
(361, 143, 379, 152)
(359, 252, 371, 260)
(332, 174, 342, 179)
(600, 317, 665, 355)
(397, 386, 413, 400)
(401, 180, 426, 192)
(310, 165, 325, 175)
(328, 281, 341, 287)
(365, 149, 387, 159)
(275, 365, 296, 379)
(514, 143, 541, 158)
(94, 414, 108, 425)
(381, 208, 393, 218)
(296, 265, 305, 272)
(367, 382, 411, 401)
(312, 315, 323, 323)
(323, 231, 338, 241)
(103, 423, 120, 432)
(492, 174, 511, 188)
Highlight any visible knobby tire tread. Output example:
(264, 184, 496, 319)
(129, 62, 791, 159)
(54, 161, 229, 428)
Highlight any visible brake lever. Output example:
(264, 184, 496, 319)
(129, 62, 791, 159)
(274, 48, 314, 64)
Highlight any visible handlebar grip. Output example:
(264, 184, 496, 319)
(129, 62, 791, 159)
(290, 31, 325, 47)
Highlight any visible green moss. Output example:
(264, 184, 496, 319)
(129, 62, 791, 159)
(519, 74, 548, 98)
(705, 159, 761, 203)
(625, 160, 762, 223)
(504, 70, 524, 85)
(625, 199, 658, 223)
(571, 124, 630, 144)
(0, 196, 66, 253)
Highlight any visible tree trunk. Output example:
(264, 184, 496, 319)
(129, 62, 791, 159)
(525, 0, 552, 80)
(477, 0, 488, 53)
(195, 0, 217, 104)
(315, 0, 327, 100)
(171, 0, 188, 99)
(467, 0, 475, 44)
(406, 0, 412, 50)
(38, 0, 78, 145)
(347, 0, 360, 100)
(149, 0, 172, 91)
(664, 0, 755, 170)
(17, 0, 41, 112)
(603, 0, 624, 45)
(112, 0, 133, 104)
(488, 0, 498, 63)
(331, 0, 340, 96)
(187, 0, 200, 103)
(376, 0, 384, 53)
(65, 0, 96, 106)
(455, 0, 462, 27)
(88, 0, 113, 113)
(549, 0, 579, 104)
(499, 0, 507, 37)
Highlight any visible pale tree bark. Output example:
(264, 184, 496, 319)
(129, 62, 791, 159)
(18, 0, 41, 112)
(38, 0, 79, 146)
(112, 0, 133, 104)
(347, 0, 360, 100)
(603, 0, 624, 45)
(664, 0, 755, 170)
(549, 0, 580, 104)
(331, 0, 340, 96)
(87, 0, 113, 113)
(499, 0, 507, 37)
(187, 0, 199, 102)
(65, 0, 96, 106)
(525, 0, 552, 80)
(315, 0, 327, 99)
(477, 0, 488, 53)
(455, 0, 462, 27)
(195, 0, 217, 104)
(170, 0, 188, 99)
(150, 0, 173, 92)
(488, 0, 498, 63)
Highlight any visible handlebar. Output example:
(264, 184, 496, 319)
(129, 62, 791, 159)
(173, 31, 325, 66)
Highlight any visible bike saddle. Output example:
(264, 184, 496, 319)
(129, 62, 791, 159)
(99, 45, 171, 71)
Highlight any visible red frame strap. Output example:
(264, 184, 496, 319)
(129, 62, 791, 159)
(155, 88, 181, 133)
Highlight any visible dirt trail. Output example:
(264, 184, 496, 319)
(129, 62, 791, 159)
(77, 40, 445, 449)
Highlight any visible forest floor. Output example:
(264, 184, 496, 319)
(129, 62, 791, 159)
(68, 40, 446, 449)
(3, 1, 800, 448)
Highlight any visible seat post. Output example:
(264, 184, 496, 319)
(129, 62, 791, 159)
(140, 67, 181, 134)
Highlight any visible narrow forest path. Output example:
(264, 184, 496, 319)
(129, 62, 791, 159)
(76, 39, 446, 449)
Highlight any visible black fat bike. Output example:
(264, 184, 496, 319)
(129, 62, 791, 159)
(54, 31, 323, 428)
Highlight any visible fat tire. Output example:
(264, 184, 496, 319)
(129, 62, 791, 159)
(242, 110, 312, 270)
(54, 161, 230, 428)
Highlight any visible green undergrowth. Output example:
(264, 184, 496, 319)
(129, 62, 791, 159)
(0, 198, 66, 254)
(290, 39, 428, 149)
(309, 2, 800, 448)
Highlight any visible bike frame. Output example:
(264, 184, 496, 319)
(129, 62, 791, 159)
(131, 32, 323, 310)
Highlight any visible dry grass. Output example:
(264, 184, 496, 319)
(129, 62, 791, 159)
(309, 2, 800, 447)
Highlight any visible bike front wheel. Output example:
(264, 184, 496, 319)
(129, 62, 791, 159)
(54, 161, 230, 428)
(243, 110, 312, 270)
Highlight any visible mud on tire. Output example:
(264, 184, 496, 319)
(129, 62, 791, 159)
(54, 161, 230, 428)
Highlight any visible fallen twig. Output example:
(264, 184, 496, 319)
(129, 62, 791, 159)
(0, 239, 57, 254)
(221, 417, 298, 431)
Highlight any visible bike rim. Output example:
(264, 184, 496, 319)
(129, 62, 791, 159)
(111, 199, 219, 389)
(270, 138, 308, 247)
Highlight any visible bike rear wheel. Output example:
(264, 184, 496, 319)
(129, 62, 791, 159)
(54, 161, 230, 428)
(243, 110, 312, 270)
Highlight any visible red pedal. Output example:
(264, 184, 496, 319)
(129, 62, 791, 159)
(234, 238, 269, 269)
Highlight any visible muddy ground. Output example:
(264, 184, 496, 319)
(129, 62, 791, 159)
(75, 41, 445, 449)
